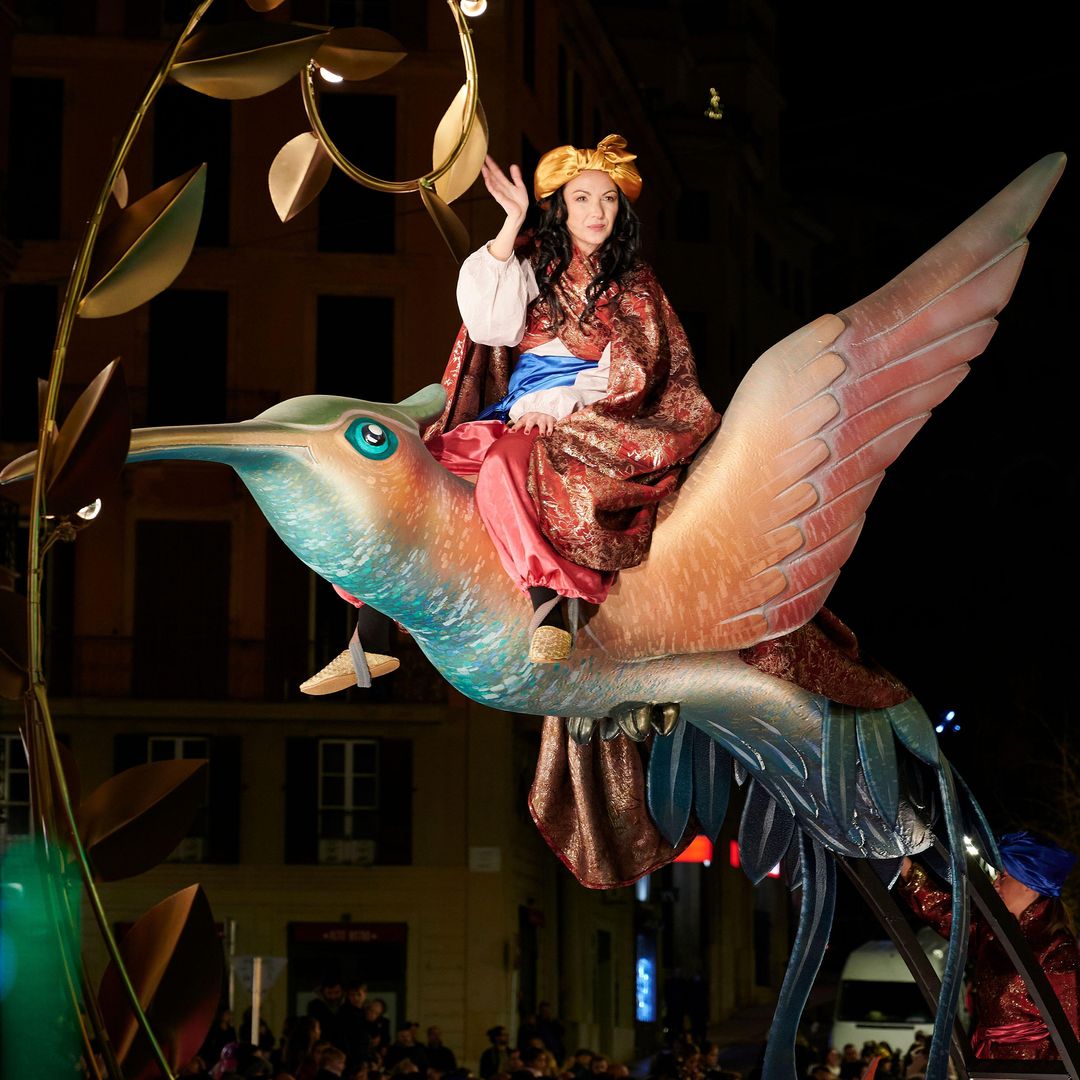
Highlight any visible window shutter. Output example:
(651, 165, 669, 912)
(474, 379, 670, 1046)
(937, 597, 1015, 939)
(207, 735, 241, 864)
(377, 738, 412, 865)
(113, 734, 148, 774)
(284, 736, 318, 864)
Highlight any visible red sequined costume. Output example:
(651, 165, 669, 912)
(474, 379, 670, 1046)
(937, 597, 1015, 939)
(897, 862, 1080, 1059)
(423, 246, 721, 574)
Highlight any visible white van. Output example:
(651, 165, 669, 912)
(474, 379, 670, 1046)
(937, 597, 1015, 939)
(830, 927, 968, 1053)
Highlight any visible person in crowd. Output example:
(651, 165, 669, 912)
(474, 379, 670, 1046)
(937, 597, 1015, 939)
(307, 978, 346, 1052)
(315, 1046, 349, 1080)
(280, 1016, 322, 1080)
(480, 1025, 513, 1079)
(386, 1024, 430, 1072)
(838, 1045, 862, 1080)
(426, 1025, 458, 1073)
(368, 999, 393, 1052)
(520, 1045, 549, 1077)
(567, 1049, 594, 1080)
(201, 1008, 239, 1069)
(534, 1003, 565, 1063)
(339, 982, 372, 1069)
(897, 831, 1080, 1060)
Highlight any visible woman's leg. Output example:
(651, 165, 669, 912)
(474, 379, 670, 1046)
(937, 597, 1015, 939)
(473, 428, 614, 604)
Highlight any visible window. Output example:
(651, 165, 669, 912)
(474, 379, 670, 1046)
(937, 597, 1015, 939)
(146, 289, 228, 426)
(291, 0, 427, 49)
(318, 738, 378, 864)
(114, 732, 241, 862)
(153, 83, 231, 247)
(317, 94, 396, 254)
(0, 734, 30, 854)
(316, 294, 393, 401)
(522, 0, 536, 90)
(133, 520, 231, 700)
(8, 78, 64, 242)
(0, 284, 58, 441)
(148, 735, 210, 862)
(285, 736, 412, 865)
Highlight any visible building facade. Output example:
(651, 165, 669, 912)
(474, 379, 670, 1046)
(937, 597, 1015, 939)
(1, 0, 811, 1066)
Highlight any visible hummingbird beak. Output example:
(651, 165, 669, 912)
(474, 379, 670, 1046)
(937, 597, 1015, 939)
(125, 419, 318, 466)
(0, 419, 316, 489)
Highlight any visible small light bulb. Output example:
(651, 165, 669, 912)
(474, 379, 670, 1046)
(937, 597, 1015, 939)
(318, 66, 344, 84)
(76, 499, 102, 521)
(461, 0, 488, 16)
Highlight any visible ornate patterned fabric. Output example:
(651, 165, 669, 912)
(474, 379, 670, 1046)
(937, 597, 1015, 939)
(528, 716, 691, 888)
(425, 250, 721, 572)
(898, 862, 1080, 1059)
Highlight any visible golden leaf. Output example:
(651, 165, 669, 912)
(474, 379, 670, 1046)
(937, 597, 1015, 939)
(0, 590, 28, 700)
(170, 21, 329, 100)
(269, 131, 333, 223)
(79, 166, 206, 320)
(245, 0, 286, 10)
(47, 359, 131, 517)
(313, 26, 406, 81)
(433, 85, 488, 204)
(97, 885, 222, 1073)
(112, 167, 129, 209)
(420, 185, 471, 264)
(77, 758, 208, 881)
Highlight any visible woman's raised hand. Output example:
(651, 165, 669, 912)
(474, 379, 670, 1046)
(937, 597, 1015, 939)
(481, 155, 529, 224)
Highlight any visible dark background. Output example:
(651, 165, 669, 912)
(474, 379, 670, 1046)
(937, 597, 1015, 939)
(772, 1, 1076, 954)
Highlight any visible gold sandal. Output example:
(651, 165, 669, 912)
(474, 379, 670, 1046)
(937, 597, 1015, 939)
(299, 649, 399, 695)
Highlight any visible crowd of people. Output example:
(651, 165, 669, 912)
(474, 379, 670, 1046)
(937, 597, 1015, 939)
(803, 1036, 938, 1080)
(178, 986, 643, 1080)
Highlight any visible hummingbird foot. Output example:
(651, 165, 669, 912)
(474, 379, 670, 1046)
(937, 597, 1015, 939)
(566, 702, 680, 744)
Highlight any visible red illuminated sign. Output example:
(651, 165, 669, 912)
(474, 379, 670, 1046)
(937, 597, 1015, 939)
(674, 835, 713, 863)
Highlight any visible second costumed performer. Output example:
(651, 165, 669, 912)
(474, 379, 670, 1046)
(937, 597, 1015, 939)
(303, 134, 720, 692)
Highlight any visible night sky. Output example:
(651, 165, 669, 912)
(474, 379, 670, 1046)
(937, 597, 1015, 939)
(768, 3, 1077, 954)
(772, 3, 1077, 819)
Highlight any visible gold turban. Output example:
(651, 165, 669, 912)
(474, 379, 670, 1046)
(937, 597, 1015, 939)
(533, 133, 643, 204)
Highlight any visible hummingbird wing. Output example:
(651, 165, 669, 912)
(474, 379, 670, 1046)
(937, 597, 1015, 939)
(586, 153, 1065, 660)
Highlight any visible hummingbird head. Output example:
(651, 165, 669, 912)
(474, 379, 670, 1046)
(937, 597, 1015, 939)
(2, 384, 454, 610)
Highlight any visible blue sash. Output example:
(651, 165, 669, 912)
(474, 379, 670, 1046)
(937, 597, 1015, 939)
(477, 351, 597, 423)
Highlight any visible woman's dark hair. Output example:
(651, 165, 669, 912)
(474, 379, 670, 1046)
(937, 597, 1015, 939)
(532, 186, 641, 331)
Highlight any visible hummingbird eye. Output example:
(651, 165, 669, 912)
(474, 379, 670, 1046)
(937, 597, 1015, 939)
(345, 417, 399, 460)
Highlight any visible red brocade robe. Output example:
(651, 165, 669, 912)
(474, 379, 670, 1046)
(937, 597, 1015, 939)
(898, 862, 1080, 1059)
(423, 252, 721, 571)
(424, 248, 914, 888)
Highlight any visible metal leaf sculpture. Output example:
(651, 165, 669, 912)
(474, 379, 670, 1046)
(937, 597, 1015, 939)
(79, 167, 207, 319)
(313, 26, 407, 81)
(419, 184, 471, 264)
(646, 719, 694, 846)
(112, 167, 129, 209)
(0, 588, 28, 699)
(433, 84, 488, 204)
(46, 359, 131, 517)
(170, 22, 329, 100)
(269, 132, 334, 222)
(97, 885, 221, 1076)
(77, 759, 209, 881)
(244, 0, 286, 10)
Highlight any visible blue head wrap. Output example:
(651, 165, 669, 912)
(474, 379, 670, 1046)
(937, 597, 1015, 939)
(998, 831, 1077, 897)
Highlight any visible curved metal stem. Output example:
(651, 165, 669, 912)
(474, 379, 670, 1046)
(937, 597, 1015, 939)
(24, 4, 219, 1078)
(302, 0, 478, 193)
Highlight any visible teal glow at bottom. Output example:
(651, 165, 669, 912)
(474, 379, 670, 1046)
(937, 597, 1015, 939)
(0, 839, 81, 1075)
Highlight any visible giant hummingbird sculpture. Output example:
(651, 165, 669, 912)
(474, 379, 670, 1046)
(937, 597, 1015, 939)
(2, 154, 1068, 1079)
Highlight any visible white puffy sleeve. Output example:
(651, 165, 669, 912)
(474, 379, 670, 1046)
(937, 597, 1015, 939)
(456, 243, 540, 347)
